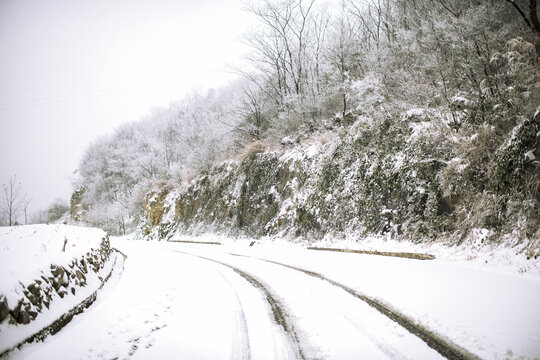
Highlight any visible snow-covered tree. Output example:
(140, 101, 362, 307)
(1, 175, 26, 226)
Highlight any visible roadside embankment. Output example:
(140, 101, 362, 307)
(0, 225, 124, 357)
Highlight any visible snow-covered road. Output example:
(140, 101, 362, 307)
(8, 238, 540, 359)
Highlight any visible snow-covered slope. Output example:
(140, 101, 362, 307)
(0, 225, 105, 298)
(138, 108, 539, 263)
(0, 225, 117, 355)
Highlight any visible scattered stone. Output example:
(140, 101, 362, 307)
(20, 310, 31, 324)
(281, 136, 297, 146)
(0, 295, 9, 323)
(2, 236, 112, 330)
(24, 286, 42, 308)
(50, 265, 64, 278)
(28, 309, 38, 320)
(12, 300, 32, 324)
(61, 273, 69, 288)
(75, 270, 83, 280)
(11, 300, 21, 320)
(28, 282, 41, 297)
(80, 259, 88, 273)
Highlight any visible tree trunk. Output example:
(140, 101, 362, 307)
(505, 0, 540, 33)
(531, 0, 540, 33)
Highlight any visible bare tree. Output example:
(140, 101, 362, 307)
(326, 0, 362, 119)
(234, 85, 271, 140)
(307, 4, 330, 108)
(348, 0, 382, 52)
(244, 0, 317, 103)
(1, 175, 26, 226)
(22, 196, 32, 225)
(504, 0, 540, 33)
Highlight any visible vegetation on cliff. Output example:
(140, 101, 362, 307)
(72, 0, 539, 255)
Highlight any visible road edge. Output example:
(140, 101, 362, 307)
(307, 246, 435, 260)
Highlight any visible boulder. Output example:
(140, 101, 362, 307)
(12, 300, 31, 325)
(0, 295, 9, 323)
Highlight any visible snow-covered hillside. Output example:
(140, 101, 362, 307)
(70, 1, 539, 253)
(137, 108, 539, 264)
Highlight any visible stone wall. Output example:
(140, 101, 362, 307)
(0, 237, 112, 326)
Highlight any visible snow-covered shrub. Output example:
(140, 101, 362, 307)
(74, 87, 240, 235)
(490, 114, 540, 195)
(350, 73, 387, 118)
(489, 37, 540, 116)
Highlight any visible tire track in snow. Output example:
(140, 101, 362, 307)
(172, 250, 306, 360)
(227, 252, 481, 360)
(214, 271, 251, 360)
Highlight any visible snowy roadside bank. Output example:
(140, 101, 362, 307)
(0, 225, 121, 356)
(171, 232, 540, 277)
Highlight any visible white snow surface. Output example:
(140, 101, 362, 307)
(404, 108, 425, 119)
(0, 224, 106, 306)
(7, 233, 540, 360)
(0, 225, 111, 354)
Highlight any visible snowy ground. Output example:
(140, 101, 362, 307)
(0, 225, 114, 355)
(6, 234, 540, 359)
(0, 224, 106, 299)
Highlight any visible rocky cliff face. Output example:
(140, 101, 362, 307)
(137, 110, 539, 256)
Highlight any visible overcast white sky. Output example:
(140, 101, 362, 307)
(0, 0, 252, 216)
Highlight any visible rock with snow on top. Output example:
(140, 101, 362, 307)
(281, 136, 297, 146)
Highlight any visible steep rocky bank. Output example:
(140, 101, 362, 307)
(137, 109, 539, 258)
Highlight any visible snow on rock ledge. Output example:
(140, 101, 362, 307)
(0, 225, 111, 328)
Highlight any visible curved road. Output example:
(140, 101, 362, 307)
(7, 240, 488, 359)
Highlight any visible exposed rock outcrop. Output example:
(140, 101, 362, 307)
(138, 110, 539, 257)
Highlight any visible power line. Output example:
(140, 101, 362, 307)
(0, 87, 127, 111)
(0, 75, 125, 95)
